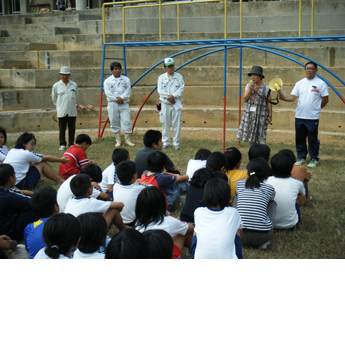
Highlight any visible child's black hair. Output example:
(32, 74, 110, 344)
(70, 174, 91, 197)
(112, 148, 129, 165)
(135, 186, 166, 230)
(245, 157, 271, 189)
(80, 164, 102, 183)
(224, 147, 242, 170)
(14, 132, 36, 149)
(110, 61, 122, 71)
(105, 228, 150, 259)
(248, 144, 271, 162)
(43, 213, 81, 259)
(278, 149, 296, 164)
(29, 187, 57, 219)
(142, 229, 173, 259)
(147, 151, 167, 172)
(195, 148, 211, 160)
(143, 130, 162, 148)
(206, 152, 226, 173)
(203, 178, 230, 209)
(116, 161, 137, 185)
(0, 164, 14, 186)
(77, 212, 108, 254)
(190, 168, 212, 188)
(271, 153, 293, 178)
(0, 127, 7, 145)
(75, 134, 92, 146)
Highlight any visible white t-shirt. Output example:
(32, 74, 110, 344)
(99, 163, 118, 193)
(57, 174, 101, 213)
(64, 197, 111, 218)
(34, 247, 71, 259)
(291, 77, 329, 120)
(72, 248, 105, 259)
(0, 145, 8, 163)
(136, 215, 189, 237)
(194, 207, 242, 259)
(266, 176, 305, 229)
(186, 159, 207, 181)
(4, 148, 42, 184)
(113, 183, 147, 224)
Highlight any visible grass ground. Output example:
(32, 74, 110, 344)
(6, 128, 345, 259)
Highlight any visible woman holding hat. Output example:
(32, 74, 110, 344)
(236, 66, 272, 145)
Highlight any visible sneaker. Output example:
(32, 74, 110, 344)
(162, 144, 170, 150)
(259, 241, 271, 250)
(174, 146, 181, 150)
(59, 145, 66, 151)
(307, 159, 318, 168)
(295, 158, 306, 166)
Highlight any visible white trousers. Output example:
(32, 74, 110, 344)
(160, 102, 182, 147)
(107, 102, 132, 134)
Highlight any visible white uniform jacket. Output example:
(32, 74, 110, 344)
(104, 75, 131, 104)
(157, 72, 184, 105)
(52, 80, 78, 118)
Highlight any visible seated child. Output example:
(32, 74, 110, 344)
(105, 228, 150, 259)
(279, 149, 311, 205)
(192, 178, 243, 259)
(34, 213, 81, 259)
(235, 157, 275, 249)
(135, 186, 194, 250)
(24, 187, 59, 259)
(266, 153, 305, 230)
(0, 127, 8, 164)
(0, 164, 36, 242)
(206, 152, 229, 183)
(186, 148, 211, 181)
(134, 130, 176, 177)
(4, 132, 67, 190)
(64, 174, 128, 231)
(248, 143, 271, 162)
(73, 213, 108, 259)
(140, 151, 188, 211)
(0, 234, 17, 259)
(59, 134, 96, 179)
(113, 161, 147, 227)
(224, 147, 248, 205)
(180, 168, 212, 224)
(57, 164, 110, 213)
(99, 148, 129, 196)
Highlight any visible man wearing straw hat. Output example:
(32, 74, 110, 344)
(52, 66, 78, 151)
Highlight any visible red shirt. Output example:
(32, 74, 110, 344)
(59, 145, 89, 179)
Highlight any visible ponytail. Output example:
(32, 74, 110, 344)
(245, 157, 271, 190)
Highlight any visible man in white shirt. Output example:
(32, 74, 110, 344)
(104, 62, 134, 148)
(52, 66, 78, 151)
(280, 61, 329, 167)
(157, 57, 185, 150)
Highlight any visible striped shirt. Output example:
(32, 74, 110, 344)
(236, 180, 275, 231)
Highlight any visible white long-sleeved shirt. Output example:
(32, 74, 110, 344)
(52, 79, 78, 118)
(157, 72, 184, 104)
(104, 74, 131, 103)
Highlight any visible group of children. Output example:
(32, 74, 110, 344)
(0, 126, 311, 259)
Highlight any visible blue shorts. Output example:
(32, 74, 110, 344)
(16, 166, 41, 190)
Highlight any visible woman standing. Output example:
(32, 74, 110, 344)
(236, 66, 272, 145)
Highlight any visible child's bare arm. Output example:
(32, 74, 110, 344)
(97, 192, 111, 201)
(108, 184, 114, 193)
(176, 174, 188, 182)
(109, 201, 124, 212)
(41, 155, 69, 164)
(20, 190, 34, 196)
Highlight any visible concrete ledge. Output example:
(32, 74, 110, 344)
(0, 60, 30, 69)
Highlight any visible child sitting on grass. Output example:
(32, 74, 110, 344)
(59, 134, 96, 179)
(4, 132, 67, 190)
(0, 127, 8, 164)
(186, 148, 211, 181)
(206, 152, 228, 183)
(73, 213, 108, 259)
(99, 148, 129, 198)
(64, 174, 128, 231)
(192, 178, 243, 259)
(34, 213, 81, 259)
(235, 157, 275, 250)
(224, 147, 248, 205)
(248, 143, 271, 162)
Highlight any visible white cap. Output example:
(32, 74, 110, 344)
(59, 66, 71, 74)
(164, 57, 175, 66)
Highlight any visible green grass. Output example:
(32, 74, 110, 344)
(6, 129, 345, 259)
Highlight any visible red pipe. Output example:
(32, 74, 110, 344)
(132, 92, 152, 131)
(97, 92, 103, 139)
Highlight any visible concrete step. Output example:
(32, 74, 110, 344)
(0, 43, 27, 52)
(0, 107, 343, 134)
(0, 35, 63, 45)
(0, 60, 31, 69)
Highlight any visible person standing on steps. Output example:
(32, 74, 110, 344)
(104, 62, 135, 148)
(157, 57, 185, 150)
(52, 66, 78, 151)
(279, 61, 329, 168)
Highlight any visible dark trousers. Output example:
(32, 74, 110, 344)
(59, 115, 76, 146)
(295, 118, 320, 160)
